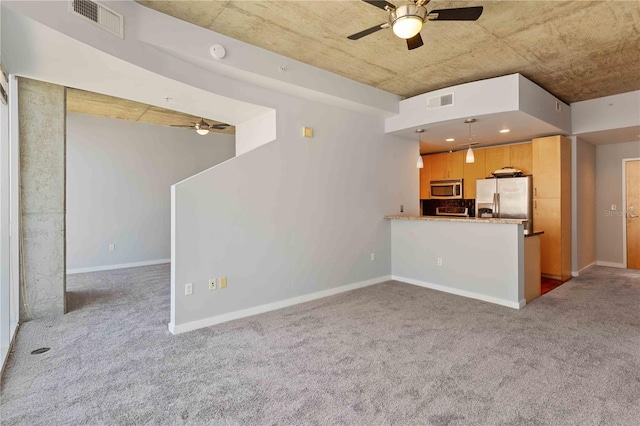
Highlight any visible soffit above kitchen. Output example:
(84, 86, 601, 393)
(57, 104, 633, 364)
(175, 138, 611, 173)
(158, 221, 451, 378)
(136, 0, 640, 105)
(386, 73, 574, 154)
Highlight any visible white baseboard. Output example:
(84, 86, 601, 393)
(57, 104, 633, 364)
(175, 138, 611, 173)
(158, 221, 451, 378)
(596, 261, 625, 269)
(67, 259, 170, 275)
(168, 275, 392, 335)
(572, 261, 597, 277)
(1, 320, 19, 378)
(392, 275, 526, 309)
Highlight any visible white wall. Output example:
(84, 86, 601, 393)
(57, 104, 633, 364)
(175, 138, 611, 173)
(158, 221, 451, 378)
(572, 91, 640, 134)
(390, 219, 525, 308)
(171, 92, 418, 332)
(595, 140, 640, 266)
(572, 137, 596, 275)
(66, 113, 235, 272)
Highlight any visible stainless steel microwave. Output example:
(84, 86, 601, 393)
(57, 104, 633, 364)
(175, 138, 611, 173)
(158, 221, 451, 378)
(430, 179, 463, 199)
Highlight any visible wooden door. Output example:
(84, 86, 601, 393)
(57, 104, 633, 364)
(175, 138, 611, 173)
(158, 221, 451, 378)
(446, 151, 464, 179)
(509, 142, 533, 175)
(463, 149, 486, 199)
(485, 145, 510, 177)
(627, 160, 640, 269)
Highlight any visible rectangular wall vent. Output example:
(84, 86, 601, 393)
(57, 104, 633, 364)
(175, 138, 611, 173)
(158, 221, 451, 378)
(427, 93, 454, 110)
(69, 0, 123, 38)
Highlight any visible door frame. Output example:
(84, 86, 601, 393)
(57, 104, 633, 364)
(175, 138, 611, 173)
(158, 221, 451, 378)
(622, 157, 640, 268)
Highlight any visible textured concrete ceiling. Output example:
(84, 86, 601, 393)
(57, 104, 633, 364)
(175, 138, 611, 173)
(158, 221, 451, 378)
(66, 88, 235, 135)
(136, 0, 640, 104)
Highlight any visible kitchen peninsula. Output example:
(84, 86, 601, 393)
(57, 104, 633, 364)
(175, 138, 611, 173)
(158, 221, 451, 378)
(385, 215, 541, 308)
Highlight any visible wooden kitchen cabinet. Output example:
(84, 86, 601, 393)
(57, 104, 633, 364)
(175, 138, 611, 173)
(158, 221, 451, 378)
(463, 149, 486, 199)
(532, 136, 571, 198)
(419, 151, 464, 199)
(534, 198, 562, 273)
(446, 151, 464, 179)
(484, 145, 510, 177)
(430, 151, 463, 180)
(429, 153, 447, 180)
(532, 135, 571, 281)
(509, 142, 533, 175)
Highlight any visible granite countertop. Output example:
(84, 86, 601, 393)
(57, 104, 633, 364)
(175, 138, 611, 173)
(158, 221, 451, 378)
(384, 215, 528, 225)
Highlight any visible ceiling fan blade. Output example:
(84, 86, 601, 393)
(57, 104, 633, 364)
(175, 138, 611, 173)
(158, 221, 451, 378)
(210, 124, 230, 129)
(362, 0, 396, 11)
(171, 124, 194, 128)
(428, 6, 483, 21)
(348, 23, 388, 40)
(407, 33, 424, 50)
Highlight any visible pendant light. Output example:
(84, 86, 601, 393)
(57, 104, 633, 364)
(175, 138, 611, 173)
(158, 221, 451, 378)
(465, 118, 476, 163)
(416, 129, 425, 168)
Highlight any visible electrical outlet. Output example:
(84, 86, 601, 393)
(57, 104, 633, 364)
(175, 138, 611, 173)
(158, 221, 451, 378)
(370, 252, 375, 261)
(437, 257, 443, 266)
(611, 204, 616, 211)
(220, 277, 227, 288)
(109, 244, 115, 251)
(208, 278, 217, 291)
(185, 283, 193, 295)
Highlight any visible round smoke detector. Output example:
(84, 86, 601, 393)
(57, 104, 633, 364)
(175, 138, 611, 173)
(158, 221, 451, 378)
(210, 44, 226, 60)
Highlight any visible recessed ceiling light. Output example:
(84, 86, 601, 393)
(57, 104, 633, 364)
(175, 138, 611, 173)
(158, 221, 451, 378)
(446, 138, 455, 142)
(499, 129, 510, 134)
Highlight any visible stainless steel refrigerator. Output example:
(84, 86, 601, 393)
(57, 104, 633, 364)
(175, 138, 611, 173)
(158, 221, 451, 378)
(475, 176, 533, 234)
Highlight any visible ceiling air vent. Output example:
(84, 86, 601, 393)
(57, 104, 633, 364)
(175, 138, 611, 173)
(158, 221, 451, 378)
(427, 93, 454, 110)
(69, 0, 123, 38)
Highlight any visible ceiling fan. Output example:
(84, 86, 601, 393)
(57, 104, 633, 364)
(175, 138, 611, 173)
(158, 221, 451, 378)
(348, 0, 483, 50)
(172, 118, 230, 135)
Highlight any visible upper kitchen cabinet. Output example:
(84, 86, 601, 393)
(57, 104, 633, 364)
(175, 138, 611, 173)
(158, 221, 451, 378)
(430, 151, 464, 180)
(419, 151, 465, 199)
(463, 149, 486, 199)
(532, 136, 571, 199)
(482, 143, 533, 178)
(429, 153, 447, 180)
(509, 143, 533, 175)
(484, 145, 510, 177)
(447, 151, 464, 179)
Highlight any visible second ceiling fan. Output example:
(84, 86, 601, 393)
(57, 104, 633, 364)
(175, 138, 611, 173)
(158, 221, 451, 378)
(348, 0, 483, 50)
(172, 118, 230, 136)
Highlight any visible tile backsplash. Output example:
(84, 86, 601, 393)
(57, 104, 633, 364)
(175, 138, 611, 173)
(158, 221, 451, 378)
(422, 199, 476, 217)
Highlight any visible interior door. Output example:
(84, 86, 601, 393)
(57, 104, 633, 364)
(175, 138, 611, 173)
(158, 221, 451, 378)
(626, 160, 640, 270)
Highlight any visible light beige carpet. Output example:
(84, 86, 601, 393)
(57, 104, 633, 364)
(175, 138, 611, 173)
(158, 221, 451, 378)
(1, 265, 639, 425)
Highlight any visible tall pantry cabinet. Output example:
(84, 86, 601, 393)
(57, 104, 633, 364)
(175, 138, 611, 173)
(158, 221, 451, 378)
(532, 135, 572, 281)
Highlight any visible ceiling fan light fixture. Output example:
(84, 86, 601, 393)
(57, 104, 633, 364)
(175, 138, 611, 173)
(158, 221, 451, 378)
(195, 118, 210, 135)
(391, 5, 427, 39)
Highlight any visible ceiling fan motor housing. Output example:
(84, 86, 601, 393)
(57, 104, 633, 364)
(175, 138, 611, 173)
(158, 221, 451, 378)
(390, 4, 427, 39)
